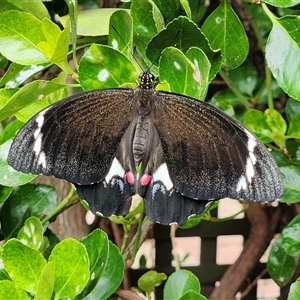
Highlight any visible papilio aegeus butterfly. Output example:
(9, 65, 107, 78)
(7, 71, 283, 225)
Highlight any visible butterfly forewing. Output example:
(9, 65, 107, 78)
(8, 89, 135, 184)
(151, 90, 283, 201)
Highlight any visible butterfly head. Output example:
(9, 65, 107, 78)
(139, 72, 155, 90)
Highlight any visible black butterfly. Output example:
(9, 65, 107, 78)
(7, 72, 283, 225)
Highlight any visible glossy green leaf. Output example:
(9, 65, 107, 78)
(78, 229, 109, 298)
(180, 0, 191, 19)
(0, 63, 50, 88)
(288, 281, 300, 300)
(15, 73, 69, 123)
(131, 0, 164, 57)
(60, 8, 128, 36)
(227, 62, 258, 96)
(164, 270, 200, 300)
(265, 10, 300, 100)
(179, 291, 208, 300)
(0, 0, 50, 19)
(17, 216, 44, 251)
(0, 118, 24, 144)
(0, 184, 57, 239)
(242, 110, 273, 143)
(281, 218, 300, 256)
(210, 97, 235, 118)
(0, 280, 29, 300)
(0, 80, 69, 121)
(201, 0, 249, 69)
(265, 108, 287, 147)
(267, 235, 297, 287)
(159, 47, 210, 99)
(147, 16, 210, 63)
(78, 44, 138, 90)
(152, 0, 182, 21)
(109, 10, 133, 58)
(0, 11, 48, 64)
(138, 270, 167, 294)
(287, 113, 300, 138)
(0, 185, 13, 205)
(286, 98, 300, 121)
(85, 241, 124, 300)
(35, 262, 55, 300)
(286, 140, 300, 164)
(49, 238, 90, 299)
(0, 140, 36, 187)
(2, 239, 46, 294)
(279, 165, 300, 203)
(263, 0, 300, 8)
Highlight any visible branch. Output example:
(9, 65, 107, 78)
(209, 202, 281, 300)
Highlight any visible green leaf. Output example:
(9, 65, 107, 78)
(132, 0, 164, 57)
(279, 165, 300, 203)
(281, 216, 300, 256)
(285, 98, 300, 121)
(78, 44, 138, 90)
(227, 62, 258, 96)
(49, 238, 90, 299)
(265, 108, 287, 147)
(60, 8, 128, 36)
(0, 0, 50, 19)
(264, 10, 300, 100)
(179, 291, 208, 300)
(0, 80, 69, 121)
(17, 216, 44, 251)
(152, 0, 182, 21)
(85, 241, 124, 300)
(0, 185, 13, 205)
(288, 281, 300, 300)
(2, 239, 46, 294)
(0, 10, 48, 64)
(0, 118, 24, 144)
(243, 110, 273, 143)
(287, 113, 300, 139)
(0, 184, 57, 239)
(0, 280, 29, 300)
(263, 0, 300, 8)
(108, 10, 133, 58)
(286, 140, 300, 165)
(0, 139, 36, 187)
(138, 270, 167, 294)
(267, 235, 298, 287)
(78, 229, 109, 298)
(201, 0, 249, 69)
(14, 73, 69, 122)
(0, 62, 50, 88)
(159, 47, 210, 99)
(163, 270, 200, 300)
(34, 262, 55, 300)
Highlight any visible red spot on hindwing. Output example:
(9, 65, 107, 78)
(125, 171, 135, 184)
(140, 174, 152, 186)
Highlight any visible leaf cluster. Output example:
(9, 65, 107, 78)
(0, 0, 300, 299)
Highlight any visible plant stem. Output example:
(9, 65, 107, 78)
(219, 69, 250, 109)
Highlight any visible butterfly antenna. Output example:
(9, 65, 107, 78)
(111, 25, 144, 72)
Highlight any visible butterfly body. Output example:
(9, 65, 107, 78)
(8, 72, 284, 225)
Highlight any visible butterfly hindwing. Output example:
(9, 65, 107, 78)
(8, 89, 135, 185)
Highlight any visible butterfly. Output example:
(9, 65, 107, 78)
(7, 71, 284, 225)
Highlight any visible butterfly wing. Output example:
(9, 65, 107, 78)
(8, 89, 136, 185)
(151, 91, 283, 202)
